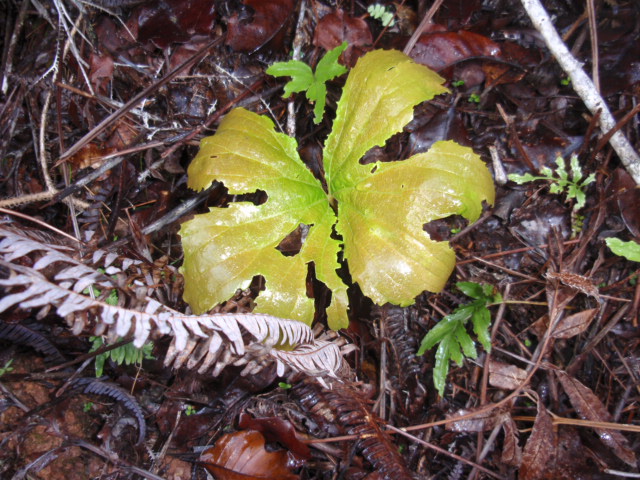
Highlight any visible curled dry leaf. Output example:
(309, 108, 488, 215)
(552, 308, 597, 339)
(555, 370, 637, 467)
(488, 359, 528, 390)
(200, 430, 299, 480)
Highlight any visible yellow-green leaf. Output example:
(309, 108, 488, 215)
(333, 141, 494, 305)
(180, 49, 495, 331)
(324, 49, 449, 193)
(180, 108, 346, 326)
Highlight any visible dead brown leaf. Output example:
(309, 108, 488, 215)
(226, 0, 294, 53)
(488, 359, 528, 390)
(200, 430, 299, 480)
(312, 9, 372, 67)
(556, 370, 637, 467)
(446, 406, 509, 433)
(410, 30, 501, 71)
(501, 416, 522, 467)
(552, 308, 597, 339)
(520, 401, 556, 480)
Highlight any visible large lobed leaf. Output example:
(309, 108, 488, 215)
(180, 49, 495, 329)
(180, 108, 345, 326)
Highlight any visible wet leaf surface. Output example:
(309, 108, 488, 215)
(2, 1, 640, 478)
(556, 370, 637, 467)
(226, 0, 295, 53)
(200, 430, 299, 480)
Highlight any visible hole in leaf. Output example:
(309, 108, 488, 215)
(423, 215, 468, 241)
(276, 224, 310, 257)
(359, 130, 412, 166)
(232, 189, 268, 206)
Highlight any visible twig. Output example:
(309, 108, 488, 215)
(403, 0, 444, 55)
(520, 0, 640, 184)
(1, 0, 29, 94)
(286, 0, 307, 138)
(386, 424, 507, 480)
(586, 0, 600, 93)
(59, 37, 222, 161)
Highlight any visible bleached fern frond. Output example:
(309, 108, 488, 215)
(0, 225, 343, 378)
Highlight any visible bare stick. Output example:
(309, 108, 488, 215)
(520, 0, 640, 184)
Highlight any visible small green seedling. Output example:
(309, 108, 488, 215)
(368, 4, 395, 27)
(181, 50, 495, 329)
(509, 155, 595, 236)
(267, 42, 348, 124)
(83, 401, 94, 412)
(560, 77, 571, 86)
(509, 155, 594, 210)
(468, 92, 481, 103)
(89, 336, 155, 377)
(0, 358, 13, 377)
(184, 404, 197, 416)
(417, 282, 502, 396)
(278, 382, 292, 390)
(606, 238, 640, 262)
(451, 79, 465, 87)
(83, 269, 119, 306)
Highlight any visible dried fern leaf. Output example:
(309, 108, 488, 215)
(0, 226, 343, 379)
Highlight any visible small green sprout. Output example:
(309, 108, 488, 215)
(606, 238, 640, 263)
(267, 42, 348, 124)
(451, 79, 465, 87)
(0, 358, 14, 377)
(83, 269, 119, 305)
(368, 4, 395, 27)
(560, 77, 571, 86)
(508, 155, 595, 236)
(278, 382, 292, 389)
(468, 92, 481, 103)
(83, 401, 94, 412)
(89, 336, 155, 377)
(184, 404, 197, 416)
(418, 282, 501, 396)
(509, 155, 594, 210)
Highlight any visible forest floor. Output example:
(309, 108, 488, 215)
(0, 0, 639, 479)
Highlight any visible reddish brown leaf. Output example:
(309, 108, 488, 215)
(200, 430, 299, 480)
(556, 370, 637, 467)
(312, 10, 372, 66)
(89, 52, 114, 94)
(488, 360, 528, 390)
(238, 412, 311, 459)
(552, 308, 597, 339)
(226, 0, 294, 53)
(409, 30, 501, 71)
(520, 401, 556, 480)
(482, 62, 525, 88)
(136, 0, 217, 49)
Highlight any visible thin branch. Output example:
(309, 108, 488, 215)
(520, 0, 640, 184)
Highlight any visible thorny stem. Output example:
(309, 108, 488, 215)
(520, 0, 640, 184)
